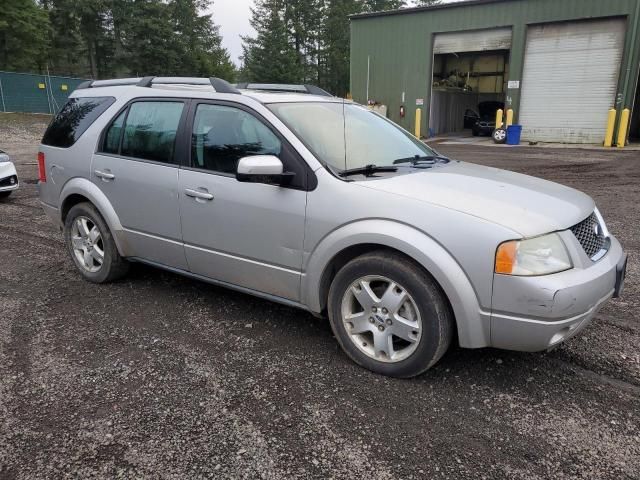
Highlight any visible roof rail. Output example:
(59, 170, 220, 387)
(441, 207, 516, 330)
(75, 77, 241, 94)
(236, 83, 333, 97)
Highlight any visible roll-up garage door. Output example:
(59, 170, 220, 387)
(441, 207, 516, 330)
(519, 19, 626, 143)
(434, 28, 512, 54)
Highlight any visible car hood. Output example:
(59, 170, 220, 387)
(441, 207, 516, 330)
(356, 161, 594, 237)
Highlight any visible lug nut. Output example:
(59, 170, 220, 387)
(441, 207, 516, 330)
(372, 307, 377, 313)
(369, 317, 374, 323)
(377, 325, 384, 332)
(382, 308, 388, 314)
(386, 319, 392, 325)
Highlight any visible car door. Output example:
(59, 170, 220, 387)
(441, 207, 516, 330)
(178, 101, 309, 301)
(92, 99, 189, 269)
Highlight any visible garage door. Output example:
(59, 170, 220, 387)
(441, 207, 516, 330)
(519, 19, 626, 143)
(434, 28, 512, 54)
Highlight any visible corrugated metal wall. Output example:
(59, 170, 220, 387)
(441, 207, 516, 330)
(0, 71, 88, 114)
(350, 0, 640, 139)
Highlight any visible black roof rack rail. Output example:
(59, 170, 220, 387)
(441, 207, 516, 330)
(73, 77, 241, 94)
(236, 83, 333, 97)
(208, 77, 239, 94)
(76, 80, 93, 89)
(137, 76, 155, 87)
(303, 84, 332, 97)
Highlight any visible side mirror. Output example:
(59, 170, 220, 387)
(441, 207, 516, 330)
(236, 155, 295, 186)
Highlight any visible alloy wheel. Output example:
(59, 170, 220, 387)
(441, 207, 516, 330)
(340, 275, 422, 363)
(70, 216, 104, 273)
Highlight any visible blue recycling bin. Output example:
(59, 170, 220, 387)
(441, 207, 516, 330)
(506, 124, 522, 145)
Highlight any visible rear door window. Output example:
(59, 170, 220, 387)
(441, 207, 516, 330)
(120, 101, 184, 164)
(42, 97, 115, 148)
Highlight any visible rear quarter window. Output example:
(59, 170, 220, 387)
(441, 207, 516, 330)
(42, 97, 115, 148)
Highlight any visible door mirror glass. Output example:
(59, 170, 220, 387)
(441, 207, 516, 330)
(236, 155, 294, 185)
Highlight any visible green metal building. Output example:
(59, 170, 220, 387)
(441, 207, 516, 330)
(0, 71, 88, 115)
(350, 0, 640, 143)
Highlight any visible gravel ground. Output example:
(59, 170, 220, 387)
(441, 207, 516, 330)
(0, 113, 639, 479)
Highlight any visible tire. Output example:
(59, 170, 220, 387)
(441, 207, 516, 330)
(64, 202, 129, 283)
(328, 250, 453, 378)
(0, 191, 12, 199)
(492, 128, 507, 144)
(472, 129, 479, 137)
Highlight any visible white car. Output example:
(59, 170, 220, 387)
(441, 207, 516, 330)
(0, 149, 19, 198)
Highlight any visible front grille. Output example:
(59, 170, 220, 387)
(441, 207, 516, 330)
(570, 213, 607, 259)
(0, 175, 17, 188)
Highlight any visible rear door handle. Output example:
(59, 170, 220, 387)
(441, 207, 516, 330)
(184, 188, 214, 201)
(95, 169, 115, 181)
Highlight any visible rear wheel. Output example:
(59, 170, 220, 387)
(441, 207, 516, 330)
(328, 251, 453, 378)
(0, 191, 12, 199)
(64, 202, 129, 283)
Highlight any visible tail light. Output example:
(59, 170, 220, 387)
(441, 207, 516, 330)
(38, 152, 46, 182)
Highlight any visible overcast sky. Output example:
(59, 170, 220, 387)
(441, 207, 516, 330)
(209, 0, 254, 66)
(210, 0, 464, 66)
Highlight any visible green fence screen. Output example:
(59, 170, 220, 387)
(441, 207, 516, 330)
(0, 71, 89, 115)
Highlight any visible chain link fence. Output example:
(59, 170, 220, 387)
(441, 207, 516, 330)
(0, 71, 88, 115)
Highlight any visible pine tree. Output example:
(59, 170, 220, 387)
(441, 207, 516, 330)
(411, 0, 441, 6)
(363, 0, 406, 11)
(284, 0, 322, 83)
(241, 0, 301, 83)
(0, 0, 50, 72)
(168, 0, 236, 79)
(319, 0, 362, 96)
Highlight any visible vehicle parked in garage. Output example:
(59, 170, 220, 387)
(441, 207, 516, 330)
(37, 77, 627, 378)
(0, 149, 19, 199)
(471, 101, 504, 136)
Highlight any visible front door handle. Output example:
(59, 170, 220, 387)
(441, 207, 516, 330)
(184, 188, 214, 201)
(95, 169, 115, 181)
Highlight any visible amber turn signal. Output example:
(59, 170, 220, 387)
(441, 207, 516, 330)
(495, 241, 517, 274)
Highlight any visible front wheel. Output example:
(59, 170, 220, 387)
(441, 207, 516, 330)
(64, 202, 129, 283)
(328, 251, 453, 378)
(0, 191, 12, 199)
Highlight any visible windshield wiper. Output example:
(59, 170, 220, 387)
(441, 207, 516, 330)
(338, 164, 398, 177)
(392, 155, 449, 165)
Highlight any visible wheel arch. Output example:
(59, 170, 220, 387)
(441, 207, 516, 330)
(59, 178, 131, 256)
(303, 220, 490, 348)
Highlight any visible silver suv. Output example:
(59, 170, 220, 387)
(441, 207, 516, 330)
(38, 77, 627, 378)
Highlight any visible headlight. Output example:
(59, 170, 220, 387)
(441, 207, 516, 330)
(495, 233, 572, 276)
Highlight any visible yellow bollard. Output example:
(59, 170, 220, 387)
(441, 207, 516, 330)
(415, 108, 422, 138)
(506, 109, 514, 127)
(604, 108, 616, 147)
(495, 109, 504, 129)
(617, 108, 631, 148)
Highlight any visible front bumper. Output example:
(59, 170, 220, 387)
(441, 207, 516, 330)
(0, 162, 19, 192)
(490, 234, 626, 352)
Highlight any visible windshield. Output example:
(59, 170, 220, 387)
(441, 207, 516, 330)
(267, 102, 437, 172)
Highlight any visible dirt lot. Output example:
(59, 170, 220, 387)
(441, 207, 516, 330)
(0, 113, 639, 479)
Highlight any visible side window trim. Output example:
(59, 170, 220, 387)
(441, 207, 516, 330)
(97, 97, 190, 167)
(117, 106, 130, 156)
(185, 100, 316, 191)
